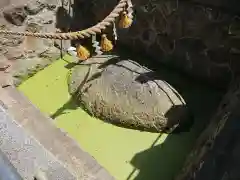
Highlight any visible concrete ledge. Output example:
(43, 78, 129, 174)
(0, 104, 76, 180)
(0, 86, 114, 180)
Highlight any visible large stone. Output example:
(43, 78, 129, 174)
(23, 9, 56, 54)
(0, 36, 24, 47)
(3, 6, 27, 26)
(68, 55, 191, 133)
(0, 46, 8, 56)
(24, 0, 46, 15)
(0, 25, 25, 48)
(11, 56, 53, 86)
(38, 46, 61, 60)
(0, 55, 10, 71)
(4, 46, 25, 60)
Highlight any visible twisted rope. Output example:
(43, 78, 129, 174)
(0, 0, 128, 40)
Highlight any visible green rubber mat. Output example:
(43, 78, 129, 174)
(18, 56, 208, 180)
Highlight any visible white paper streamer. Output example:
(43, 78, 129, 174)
(113, 21, 118, 41)
(67, 46, 79, 62)
(127, 0, 134, 19)
(92, 34, 102, 55)
(67, 46, 77, 57)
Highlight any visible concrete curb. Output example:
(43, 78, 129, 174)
(0, 86, 114, 180)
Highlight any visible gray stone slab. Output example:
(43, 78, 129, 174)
(0, 86, 114, 180)
(0, 148, 23, 180)
(0, 104, 76, 180)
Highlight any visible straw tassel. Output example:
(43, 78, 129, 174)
(76, 44, 90, 60)
(118, 11, 133, 29)
(100, 34, 113, 52)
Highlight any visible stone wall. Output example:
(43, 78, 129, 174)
(1, 0, 239, 89)
(73, 0, 240, 89)
(0, 0, 62, 86)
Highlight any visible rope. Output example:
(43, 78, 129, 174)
(0, 0, 128, 40)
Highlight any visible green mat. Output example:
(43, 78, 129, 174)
(18, 56, 198, 180)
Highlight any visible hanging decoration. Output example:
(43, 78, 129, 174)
(118, 11, 133, 29)
(92, 34, 103, 55)
(118, 0, 133, 29)
(72, 0, 133, 60)
(0, 0, 134, 61)
(76, 44, 90, 60)
(68, 0, 134, 60)
(126, 0, 134, 19)
(113, 21, 118, 43)
(100, 34, 114, 52)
